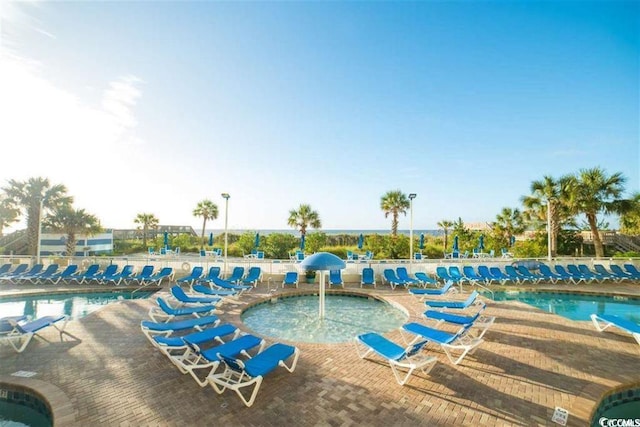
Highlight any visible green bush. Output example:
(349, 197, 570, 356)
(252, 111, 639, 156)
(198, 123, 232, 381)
(613, 251, 640, 258)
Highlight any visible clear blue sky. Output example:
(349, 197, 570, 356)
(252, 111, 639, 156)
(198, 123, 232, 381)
(1, 1, 638, 232)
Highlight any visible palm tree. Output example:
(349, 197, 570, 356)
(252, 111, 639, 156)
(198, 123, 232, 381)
(569, 167, 626, 258)
(380, 190, 410, 237)
(193, 199, 219, 248)
(44, 206, 102, 256)
(2, 177, 72, 255)
(437, 220, 454, 251)
(0, 196, 19, 237)
(287, 204, 322, 237)
(521, 175, 573, 257)
(134, 213, 159, 248)
(492, 207, 525, 247)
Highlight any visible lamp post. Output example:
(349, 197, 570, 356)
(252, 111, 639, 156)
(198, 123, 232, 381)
(408, 193, 417, 264)
(221, 193, 230, 275)
(36, 197, 44, 264)
(547, 200, 552, 262)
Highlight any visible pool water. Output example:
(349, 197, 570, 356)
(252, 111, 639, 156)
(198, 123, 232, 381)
(489, 291, 640, 323)
(0, 291, 155, 321)
(0, 388, 52, 427)
(241, 295, 408, 344)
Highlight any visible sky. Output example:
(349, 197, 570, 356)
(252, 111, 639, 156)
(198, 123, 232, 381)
(1, 1, 638, 233)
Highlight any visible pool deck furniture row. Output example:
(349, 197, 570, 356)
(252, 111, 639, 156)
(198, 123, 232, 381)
(1, 279, 639, 425)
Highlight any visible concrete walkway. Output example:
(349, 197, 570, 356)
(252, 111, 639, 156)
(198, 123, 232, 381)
(1, 281, 639, 426)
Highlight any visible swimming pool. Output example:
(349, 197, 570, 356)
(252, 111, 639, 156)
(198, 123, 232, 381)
(0, 291, 156, 321)
(241, 294, 408, 344)
(489, 291, 640, 323)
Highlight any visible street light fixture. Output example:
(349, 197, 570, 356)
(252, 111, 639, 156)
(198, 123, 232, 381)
(36, 197, 44, 264)
(547, 200, 552, 262)
(408, 193, 417, 264)
(221, 193, 230, 275)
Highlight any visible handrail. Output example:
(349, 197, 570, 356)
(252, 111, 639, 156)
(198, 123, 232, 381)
(474, 281, 494, 299)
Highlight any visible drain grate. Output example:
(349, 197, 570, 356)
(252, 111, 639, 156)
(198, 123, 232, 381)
(11, 371, 37, 378)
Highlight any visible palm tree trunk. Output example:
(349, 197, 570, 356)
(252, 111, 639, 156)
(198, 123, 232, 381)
(587, 213, 604, 258)
(391, 213, 398, 236)
(142, 225, 148, 247)
(443, 231, 448, 251)
(66, 233, 76, 256)
(27, 206, 39, 256)
(201, 218, 207, 248)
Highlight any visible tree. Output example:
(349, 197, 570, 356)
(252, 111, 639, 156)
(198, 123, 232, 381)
(0, 196, 19, 237)
(44, 206, 102, 256)
(380, 190, 410, 237)
(521, 175, 573, 257)
(569, 167, 626, 258)
(437, 220, 454, 251)
(491, 207, 525, 249)
(287, 204, 321, 237)
(134, 213, 159, 248)
(193, 199, 219, 249)
(3, 177, 72, 255)
(620, 193, 640, 235)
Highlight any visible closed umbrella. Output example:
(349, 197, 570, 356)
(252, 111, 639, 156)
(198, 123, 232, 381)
(453, 235, 459, 252)
(163, 232, 169, 249)
(510, 235, 516, 247)
(254, 232, 260, 248)
(357, 233, 364, 250)
(300, 234, 305, 251)
(478, 235, 485, 252)
(208, 232, 214, 247)
(419, 233, 425, 250)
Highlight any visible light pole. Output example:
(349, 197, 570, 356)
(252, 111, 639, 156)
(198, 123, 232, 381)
(221, 193, 230, 275)
(36, 197, 44, 264)
(408, 193, 417, 264)
(547, 200, 552, 262)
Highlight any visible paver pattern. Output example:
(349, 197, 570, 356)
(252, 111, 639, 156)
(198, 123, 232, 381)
(1, 279, 639, 426)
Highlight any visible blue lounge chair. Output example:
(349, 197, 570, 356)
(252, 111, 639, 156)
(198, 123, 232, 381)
(409, 280, 456, 300)
(170, 332, 265, 387)
(71, 264, 101, 284)
(435, 267, 458, 284)
(140, 315, 220, 342)
(145, 267, 174, 286)
(623, 264, 640, 280)
(211, 276, 252, 293)
(402, 322, 484, 365)
(609, 264, 634, 281)
(282, 272, 299, 288)
(149, 297, 218, 323)
(566, 264, 593, 284)
(128, 265, 155, 285)
(0, 264, 28, 281)
(0, 264, 12, 276)
(423, 304, 495, 339)
(516, 265, 543, 283)
(462, 266, 482, 285)
(226, 266, 245, 284)
(151, 323, 239, 356)
(383, 269, 407, 290)
(503, 265, 528, 284)
(424, 290, 479, 310)
(538, 264, 563, 284)
(448, 266, 467, 284)
(209, 343, 300, 407)
(360, 268, 376, 288)
(488, 267, 512, 285)
(94, 265, 119, 283)
(476, 266, 497, 285)
(170, 285, 221, 306)
(104, 265, 135, 286)
(200, 266, 221, 284)
(355, 332, 437, 386)
(592, 264, 620, 282)
(192, 283, 239, 297)
(414, 272, 438, 287)
(241, 267, 262, 286)
(1, 315, 69, 353)
(578, 264, 607, 282)
(591, 314, 640, 346)
(46, 265, 78, 285)
(328, 269, 344, 288)
(554, 265, 577, 284)
(177, 266, 204, 285)
(11, 264, 44, 283)
(396, 267, 421, 286)
(28, 264, 59, 284)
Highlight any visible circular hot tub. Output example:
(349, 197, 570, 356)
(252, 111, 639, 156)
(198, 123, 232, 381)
(0, 385, 52, 427)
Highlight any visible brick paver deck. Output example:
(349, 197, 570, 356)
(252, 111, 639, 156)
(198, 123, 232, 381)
(1, 280, 638, 426)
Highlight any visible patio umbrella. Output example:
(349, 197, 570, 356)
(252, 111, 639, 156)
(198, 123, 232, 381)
(208, 232, 214, 247)
(478, 235, 485, 251)
(419, 233, 425, 250)
(300, 234, 305, 251)
(453, 235, 459, 252)
(510, 235, 516, 247)
(357, 233, 364, 250)
(163, 232, 169, 249)
(254, 232, 260, 248)
(300, 252, 346, 319)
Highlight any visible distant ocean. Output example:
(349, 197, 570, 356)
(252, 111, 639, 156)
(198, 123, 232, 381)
(205, 229, 443, 237)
